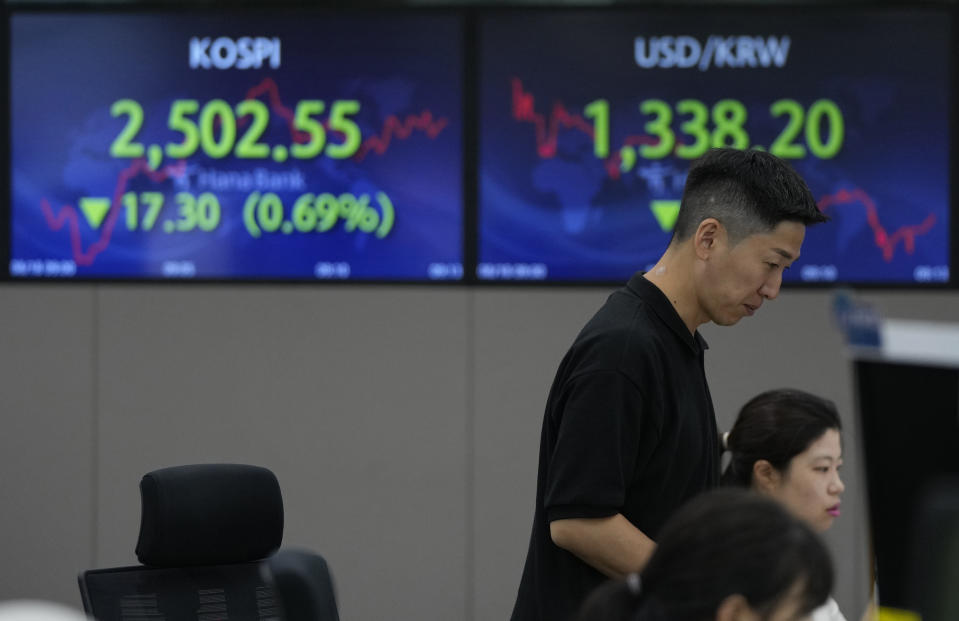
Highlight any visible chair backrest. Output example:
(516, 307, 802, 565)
(79, 464, 284, 621)
(264, 549, 340, 621)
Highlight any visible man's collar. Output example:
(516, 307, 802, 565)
(626, 272, 708, 354)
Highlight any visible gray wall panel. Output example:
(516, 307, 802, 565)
(94, 286, 469, 621)
(0, 286, 95, 606)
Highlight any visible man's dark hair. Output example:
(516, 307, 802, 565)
(672, 148, 827, 245)
(576, 489, 834, 621)
(722, 388, 842, 488)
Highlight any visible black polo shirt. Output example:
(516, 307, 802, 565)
(510, 272, 720, 621)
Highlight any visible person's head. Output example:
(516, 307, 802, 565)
(577, 489, 833, 621)
(722, 389, 845, 532)
(669, 148, 827, 326)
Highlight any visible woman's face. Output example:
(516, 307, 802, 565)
(766, 428, 844, 533)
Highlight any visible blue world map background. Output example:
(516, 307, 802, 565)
(10, 12, 463, 280)
(478, 9, 951, 284)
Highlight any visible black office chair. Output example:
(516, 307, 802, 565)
(79, 464, 339, 621)
(263, 549, 340, 621)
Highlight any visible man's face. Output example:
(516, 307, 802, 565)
(698, 220, 805, 326)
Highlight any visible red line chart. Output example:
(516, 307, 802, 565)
(353, 111, 448, 162)
(242, 77, 311, 144)
(39, 79, 451, 266)
(40, 159, 187, 266)
(509, 80, 940, 261)
(817, 188, 937, 262)
(510, 78, 658, 180)
(511, 77, 595, 158)
(243, 77, 450, 159)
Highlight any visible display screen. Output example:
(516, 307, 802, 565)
(8, 10, 464, 281)
(478, 9, 953, 284)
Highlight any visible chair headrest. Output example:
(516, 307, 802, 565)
(135, 464, 283, 567)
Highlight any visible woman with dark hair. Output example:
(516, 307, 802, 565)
(577, 488, 833, 621)
(722, 388, 846, 621)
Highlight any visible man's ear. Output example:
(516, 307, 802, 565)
(694, 218, 724, 260)
(716, 594, 759, 621)
(752, 459, 782, 494)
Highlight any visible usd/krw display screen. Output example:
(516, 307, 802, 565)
(9, 11, 463, 281)
(478, 9, 951, 284)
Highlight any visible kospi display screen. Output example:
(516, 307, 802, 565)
(8, 10, 464, 281)
(478, 9, 953, 284)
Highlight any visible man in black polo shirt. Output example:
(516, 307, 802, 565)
(510, 148, 829, 621)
